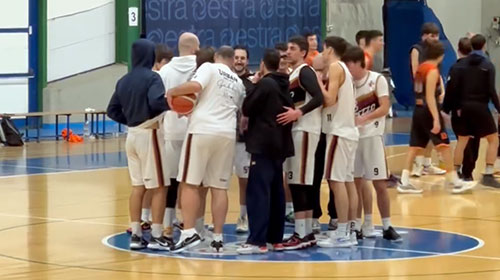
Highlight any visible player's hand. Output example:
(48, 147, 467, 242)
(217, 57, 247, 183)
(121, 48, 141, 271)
(457, 109, 462, 117)
(355, 115, 368, 126)
(240, 116, 249, 134)
(252, 71, 262, 84)
(431, 119, 441, 134)
(277, 107, 302, 125)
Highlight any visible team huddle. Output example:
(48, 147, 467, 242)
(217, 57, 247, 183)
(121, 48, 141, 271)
(107, 22, 500, 255)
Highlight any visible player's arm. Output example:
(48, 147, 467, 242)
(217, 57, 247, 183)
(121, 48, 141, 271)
(442, 66, 459, 114)
(356, 77, 390, 125)
(167, 81, 202, 97)
(106, 92, 127, 125)
(324, 63, 343, 107)
(426, 69, 441, 133)
(438, 76, 445, 104)
(410, 48, 420, 78)
(487, 65, 500, 113)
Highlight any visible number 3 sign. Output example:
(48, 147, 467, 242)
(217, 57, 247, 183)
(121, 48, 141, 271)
(129, 7, 138, 27)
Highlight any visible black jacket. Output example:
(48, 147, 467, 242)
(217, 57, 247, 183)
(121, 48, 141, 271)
(107, 39, 168, 127)
(443, 53, 500, 114)
(242, 72, 294, 160)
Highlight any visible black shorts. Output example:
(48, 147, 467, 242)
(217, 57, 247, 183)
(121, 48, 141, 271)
(454, 103, 497, 138)
(409, 106, 450, 148)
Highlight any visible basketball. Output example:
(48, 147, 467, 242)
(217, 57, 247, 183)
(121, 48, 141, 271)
(171, 94, 197, 114)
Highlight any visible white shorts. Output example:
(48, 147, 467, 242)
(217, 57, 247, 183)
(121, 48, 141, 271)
(354, 136, 389, 180)
(177, 134, 235, 189)
(324, 135, 358, 183)
(164, 139, 184, 179)
(284, 131, 320, 185)
(234, 142, 251, 179)
(126, 127, 169, 189)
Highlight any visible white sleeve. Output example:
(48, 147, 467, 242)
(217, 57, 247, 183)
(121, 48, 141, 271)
(191, 63, 213, 90)
(375, 75, 390, 98)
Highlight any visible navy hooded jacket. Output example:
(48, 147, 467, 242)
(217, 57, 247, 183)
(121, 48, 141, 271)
(107, 39, 169, 127)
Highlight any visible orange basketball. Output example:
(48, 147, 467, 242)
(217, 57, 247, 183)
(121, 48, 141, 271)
(171, 94, 197, 114)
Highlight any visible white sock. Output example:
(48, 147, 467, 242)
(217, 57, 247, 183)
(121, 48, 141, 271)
(163, 208, 175, 228)
(446, 170, 460, 184)
(401, 169, 410, 186)
(151, 223, 163, 238)
(330, 218, 338, 224)
(423, 157, 432, 167)
(295, 219, 306, 238)
(382, 218, 391, 230)
(213, 233, 223, 242)
(415, 156, 424, 167)
(355, 218, 362, 231)
(131, 222, 142, 237)
(337, 222, 348, 236)
(485, 164, 494, 175)
(195, 217, 205, 234)
(180, 228, 197, 241)
(141, 208, 151, 222)
(364, 214, 373, 227)
(305, 218, 313, 234)
(240, 205, 247, 218)
(494, 158, 500, 169)
(286, 202, 294, 213)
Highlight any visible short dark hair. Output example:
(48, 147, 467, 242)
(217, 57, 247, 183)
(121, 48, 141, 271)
(196, 46, 215, 68)
(458, 37, 472, 55)
(355, 30, 369, 45)
(233, 45, 249, 59)
(424, 40, 445, 60)
(303, 32, 316, 40)
(342, 46, 366, 68)
(155, 44, 174, 63)
(471, 34, 486, 51)
(324, 36, 348, 57)
(365, 30, 383, 46)
(274, 42, 287, 52)
(215, 45, 235, 59)
(421, 22, 440, 36)
(288, 35, 309, 58)
(262, 49, 280, 71)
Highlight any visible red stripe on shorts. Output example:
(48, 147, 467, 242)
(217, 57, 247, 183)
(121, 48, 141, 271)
(181, 134, 193, 183)
(152, 129, 165, 187)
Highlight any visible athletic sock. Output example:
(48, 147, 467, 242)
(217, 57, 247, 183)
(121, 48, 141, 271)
(364, 214, 373, 227)
(401, 169, 410, 186)
(213, 233, 223, 242)
(455, 165, 462, 173)
(305, 218, 313, 234)
(295, 219, 306, 238)
(382, 218, 391, 230)
(240, 205, 247, 218)
(163, 208, 175, 228)
(131, 222, 142, 237)
(195, 217, 205, 234)
(415, 156, 424, 167)
(337, 223, 348, 237)
(286, 202, 294, 213)
(141, 208, 151, 222)
(355, 218, 362, 231)
(485, 164, 494, 175)
(446, 170, 460, 185)
(151, 223, 163, 238)
(423, 157, 432, 167)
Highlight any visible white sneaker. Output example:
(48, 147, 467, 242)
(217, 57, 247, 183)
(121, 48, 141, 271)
(349, 232, 358, 246)
(312, 219, 321, 233)
(422, 164, 446, 175)
(236, 217, 249, 233)
(397, 183, 424, 194)
(207, 224, 214, 231)
(450, 180, 476, 194)
(318, 234, 351, 248)
(361, 224, 377, 238)
(237, 244, 268, 255)
(411, 162, 423, 177)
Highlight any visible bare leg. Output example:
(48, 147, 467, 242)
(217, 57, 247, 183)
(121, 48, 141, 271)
(130, 186, 146, 223)
(485, 133, 499, 165)
(210, 187, 228, 235)
(142, 190, 152, 209)
(345, 181, 358, 222)
(454, 136, 470, 167)
(179, 183, 200, 230)
(330, 181, 348, 223)
(354, 178, 364, 219)
(150, 186, 166, 225)
(373, 180, 390, 218)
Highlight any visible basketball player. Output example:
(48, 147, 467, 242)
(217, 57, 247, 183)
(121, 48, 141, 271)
(317, 38, 359, 248)
(153, 44, 174, 71)
(398, 40, 474, 194)
(304, 32, 320, 66)
(355, 30, 369, 49)
(158, 33, 199, 241)
(107, 39, 170, 250)
(363, 30, 384, 71)
(167, 46, 245, 253)
(278, 36, 323, 250)
(409, 23, 446, 178)
(232, 45, 254, 234)
(446, 34, 500, 189)
(275, 43, 291, 75)
(343, 46, 402, 242)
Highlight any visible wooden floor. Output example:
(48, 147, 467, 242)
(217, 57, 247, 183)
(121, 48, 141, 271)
(1, 121, 500, 279)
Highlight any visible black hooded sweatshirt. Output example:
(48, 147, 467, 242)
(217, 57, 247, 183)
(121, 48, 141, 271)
(107, 39, 169, 127)
(242, 72, 294, 160)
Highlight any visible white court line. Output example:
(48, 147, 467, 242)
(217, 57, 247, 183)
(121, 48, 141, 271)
(0, 212, 128, 227)
(0, 163, 73, 172)
(0, 166, 127, 179)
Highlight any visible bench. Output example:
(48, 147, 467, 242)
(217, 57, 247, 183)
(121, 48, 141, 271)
(0, 110, 109, 142)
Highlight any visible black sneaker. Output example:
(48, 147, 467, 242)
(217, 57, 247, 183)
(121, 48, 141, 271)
(130, 234, 147, 250)
(170, 233, 202, 253)
(210, 240, 224, 253)
(328, 219, 338, 230)
(383, 226, 402, 242)
(303, 233, 317, 247)
(482, 174, 500, 189)
(355, 230, 363, 240)
(147, 236, 173, 251)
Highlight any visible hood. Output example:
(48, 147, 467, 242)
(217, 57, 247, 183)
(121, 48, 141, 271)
(131, 39, 156, 69)
(468, 53, 487, 66)
(168, 55, 197, 73)
(268, 72, 290, 92)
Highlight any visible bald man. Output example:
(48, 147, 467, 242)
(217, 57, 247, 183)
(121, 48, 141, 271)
(158, 32, 200, 242)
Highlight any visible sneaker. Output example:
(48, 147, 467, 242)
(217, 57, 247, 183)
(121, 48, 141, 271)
(386, 174, 401, 188)
(355, 230, 363, 240)
(173, 221, 184, 231)
(397, 183, 424, 194)
(383, 226, 402, 242)
(130, 234, 147, 250)
(318, 234, 351, 248)
(481, 174, 500, 189)
(207, 224, 214, 231)
(271, 243, 285, 252)
(170, 233, 202, 253)
(210, 240, 224, 253)
(237, 244, 268, 255)
(285, 211, 295, 225)
(328, 219, 338, 231)
(282, 232, 307, 250)
(361, 224, 377, 238)
(303, 233, 317, 247)
(411, 162, 423, 177)
(147, 236, 173, 251)
(422, 164, 446, 175)
(312, 219, 321, 234)
(450, 180, 475, 194)
(350, 232, 358, 246)
(236, 217, 249, 233)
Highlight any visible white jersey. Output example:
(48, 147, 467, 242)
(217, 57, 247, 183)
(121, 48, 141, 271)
(322, 61, 359, 141)
(188, 62, 245, 139)
(355, 71, 389, 138)
(289, 64, 322, 134)
(158, 55, 197, 140)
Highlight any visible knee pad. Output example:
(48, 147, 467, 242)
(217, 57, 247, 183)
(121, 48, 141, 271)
(289, 184, 310, 212)
(166, 179, 179, 208)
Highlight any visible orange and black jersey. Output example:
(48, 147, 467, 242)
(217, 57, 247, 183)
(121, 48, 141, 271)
(414, 62, 440, 107)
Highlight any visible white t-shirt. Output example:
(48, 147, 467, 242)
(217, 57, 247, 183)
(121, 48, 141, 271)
(188, 63, 245, 139)
(355, 71, 389, 138)
(322, 61, 359, 141)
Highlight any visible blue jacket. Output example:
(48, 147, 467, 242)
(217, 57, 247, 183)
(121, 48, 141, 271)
(107, 39, 169, 127)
